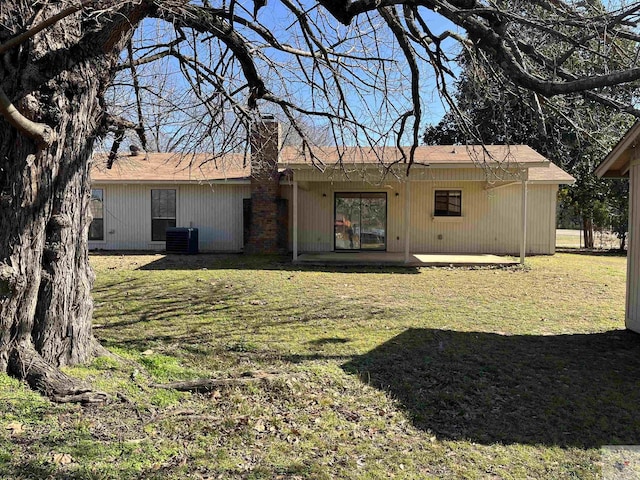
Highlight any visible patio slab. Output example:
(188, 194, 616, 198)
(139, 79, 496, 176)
(294, 252, 519, 267)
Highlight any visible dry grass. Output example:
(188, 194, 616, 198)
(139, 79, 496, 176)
(556, 229, 621, 250)
(0, 252, 636, 479)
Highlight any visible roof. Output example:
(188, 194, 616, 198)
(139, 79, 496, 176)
(91, 152, 250, 183)
(595, 121, 640, 178)
(528, 163, 575, 184)
(279, 144, 550, 167)
(91, 145, 572, 184)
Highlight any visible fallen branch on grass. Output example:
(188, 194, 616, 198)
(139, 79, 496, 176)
(150, 370, 290, 392)
(52, 391, 110, 404)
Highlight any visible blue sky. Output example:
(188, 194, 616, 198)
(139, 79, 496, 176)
(123, 2, 464, 149)
(249, 1, 463, 143)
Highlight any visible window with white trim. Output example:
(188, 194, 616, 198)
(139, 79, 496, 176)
(151, 189, 176, 241)
(88, 189, 104, 241)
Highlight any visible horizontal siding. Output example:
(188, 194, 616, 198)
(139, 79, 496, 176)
(89, 183, 249, 251)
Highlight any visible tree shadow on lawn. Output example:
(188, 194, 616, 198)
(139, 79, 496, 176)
(91, 251, 420, 274)
(555, 248, 627, 257)
(342, 328, 640, 448)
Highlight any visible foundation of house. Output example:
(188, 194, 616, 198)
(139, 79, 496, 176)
(294, 252, 519, 267)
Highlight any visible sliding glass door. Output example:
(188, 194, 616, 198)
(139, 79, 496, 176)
(334, 193, 386, 251)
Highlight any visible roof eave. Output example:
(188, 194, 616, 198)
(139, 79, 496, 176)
(281, 161, 549, 170)
(92, 178, 251, 185)
(595, 120, 640, 178)
(530, 179, 576, 185)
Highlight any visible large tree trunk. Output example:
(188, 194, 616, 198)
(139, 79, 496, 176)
(0, 1, 146, 399)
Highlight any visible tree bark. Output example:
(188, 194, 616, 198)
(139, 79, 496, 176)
(582, 216, 594, 249)
(0, 1, 146, 399)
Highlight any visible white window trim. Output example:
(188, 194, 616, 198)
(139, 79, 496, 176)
(88, 187, 107, 243)
(150, 187, 179, 242)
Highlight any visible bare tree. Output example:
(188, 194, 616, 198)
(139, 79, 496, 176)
(1, 0, 640, 400)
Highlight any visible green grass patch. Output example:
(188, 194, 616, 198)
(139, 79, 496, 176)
(0, 252, 635, 478)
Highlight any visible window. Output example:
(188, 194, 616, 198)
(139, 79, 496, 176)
(434, 190, 462, 217)
(88, 189, 104, 241)
(151, 189, 176, 241)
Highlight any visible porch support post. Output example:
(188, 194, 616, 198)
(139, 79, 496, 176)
(520, 175, 528, 265)
(404, 179, 411, 263)
(293, 180, 298, 261)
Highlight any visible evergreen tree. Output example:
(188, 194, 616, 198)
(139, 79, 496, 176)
(425, 39, 634, 249)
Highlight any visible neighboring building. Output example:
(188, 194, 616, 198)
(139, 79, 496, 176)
(595, 121, 639, 333)
(89, 120, 574, 262)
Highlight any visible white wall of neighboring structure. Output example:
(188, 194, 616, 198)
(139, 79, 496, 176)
(89, 183, 250, 251)
(284, 180, 558, 255)
(626, 162, 640, 332)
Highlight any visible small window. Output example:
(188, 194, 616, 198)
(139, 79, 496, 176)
(151, 189, 176, 241)
(434, 190, 462, 217)
(88, 189, 104, 241)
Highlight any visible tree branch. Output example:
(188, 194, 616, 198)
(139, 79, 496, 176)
(0, 86, 55, 146)
(0, 0, 96, 55)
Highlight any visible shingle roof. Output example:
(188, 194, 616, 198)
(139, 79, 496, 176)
(91, 145, 573, 184)
(527, 163, 575, 184)
(91, 152, 250, 182)
(279, 144, 550, 166)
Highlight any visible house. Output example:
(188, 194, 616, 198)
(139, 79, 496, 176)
(89, 119, 574, 263)
(595, 121, 639, 333)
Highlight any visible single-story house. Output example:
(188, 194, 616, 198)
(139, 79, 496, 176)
(89, 119, 574, 263)
(595, 121, 639, 333)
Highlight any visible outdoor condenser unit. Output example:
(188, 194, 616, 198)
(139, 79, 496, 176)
(165, 227, 199, 255)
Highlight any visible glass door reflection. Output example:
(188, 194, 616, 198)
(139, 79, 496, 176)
(360, 194, 386, 250)
(334, 193, 386, 251)
(335, 193, 361, 250)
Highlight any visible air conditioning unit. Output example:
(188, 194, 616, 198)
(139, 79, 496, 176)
(165, 227, 199, 254)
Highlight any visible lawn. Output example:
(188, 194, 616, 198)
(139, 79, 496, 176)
(1, 252, 637, 479)
(556, 229, 621, 250)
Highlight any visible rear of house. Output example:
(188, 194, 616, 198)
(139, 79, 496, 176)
(89, 120, 573, 258)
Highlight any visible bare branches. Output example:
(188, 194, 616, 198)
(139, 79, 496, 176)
(379, 6, 420, 164)
(0, 0, 95, 55)
(85, 0, 640, 170)
(152, 2, 267, 107)
(126, 40, 148, 150)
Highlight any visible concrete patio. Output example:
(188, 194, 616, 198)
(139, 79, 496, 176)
(294, 252, 519, 267)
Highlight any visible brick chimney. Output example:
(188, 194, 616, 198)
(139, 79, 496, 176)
(244, 116, 288, 254)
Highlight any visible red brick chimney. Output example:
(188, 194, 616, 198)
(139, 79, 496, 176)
(244, 116, 288, 254)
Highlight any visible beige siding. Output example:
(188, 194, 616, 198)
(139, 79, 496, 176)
(282, 182, 405, 252)
(293, 166, 522, 183)
(408, 182, 555, 255)
(89, 183, 250, 251)
(90, 178, 557, 256)
(289, 181, 557, 255)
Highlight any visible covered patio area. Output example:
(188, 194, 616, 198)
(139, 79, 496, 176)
(294, 252, 519, 267)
